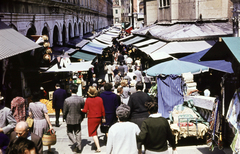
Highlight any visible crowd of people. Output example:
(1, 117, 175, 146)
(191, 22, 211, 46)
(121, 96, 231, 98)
(0, 30, 177, 154)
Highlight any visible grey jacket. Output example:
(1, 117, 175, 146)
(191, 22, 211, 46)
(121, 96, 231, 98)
(63, 94, 85, 125)
(0, 105, 17, 134)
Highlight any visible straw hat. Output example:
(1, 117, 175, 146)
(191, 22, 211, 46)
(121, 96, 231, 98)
(87, 86, 98, 97)
(120, 80, 128, 87)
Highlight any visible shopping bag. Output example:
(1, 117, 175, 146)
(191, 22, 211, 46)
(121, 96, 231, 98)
(26, 117, 34, 128)
(42, 129, 56, 146)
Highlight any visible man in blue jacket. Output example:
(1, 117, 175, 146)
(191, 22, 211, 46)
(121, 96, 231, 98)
(53, 83, 67, 127)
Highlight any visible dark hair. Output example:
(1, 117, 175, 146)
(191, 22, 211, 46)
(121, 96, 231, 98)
(114, 82, 120, 89)
(55, 83, 60, 87)
(129, 69, 133, 72)
(104, 83, 113, 91)
(71, 84, 78, 94)
(31, 91, 41, 102)
(133, 76, 137, 80)
(142, 72, 146, 76)
(6, 137, 37, 154)
(136, 81, 143, 90)
(145, 101, 158, 114)
(117, 87, 123, 93)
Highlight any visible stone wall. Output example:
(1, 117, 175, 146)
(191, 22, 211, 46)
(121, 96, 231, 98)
(0, 0, 112, 46)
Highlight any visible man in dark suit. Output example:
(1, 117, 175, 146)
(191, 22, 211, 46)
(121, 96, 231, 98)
(89, 74, 98, 88)
(63, 85, 85, 153)
(10, 121, 43, 154)
(53, 83, 67, 127)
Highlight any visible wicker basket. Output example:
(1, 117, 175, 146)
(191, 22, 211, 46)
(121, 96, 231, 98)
(42, 130, 56, 146)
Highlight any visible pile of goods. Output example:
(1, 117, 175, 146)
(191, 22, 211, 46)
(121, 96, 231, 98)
(170, 101, 209, 144)
(40, 99, 55, 114)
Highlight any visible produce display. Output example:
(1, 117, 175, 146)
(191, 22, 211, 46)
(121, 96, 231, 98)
(40, 99, 55, 114)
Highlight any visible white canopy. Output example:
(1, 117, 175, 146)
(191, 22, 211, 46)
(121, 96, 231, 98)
(133, 39, 159, 47)
(45, 61, 93, 72)
(154, 40, 213, 54)
(150, 52, 175, 61)
(139, 41, 166, 55)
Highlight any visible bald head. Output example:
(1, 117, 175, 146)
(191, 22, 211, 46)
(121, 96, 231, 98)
(15, 121, 29, 138)
(16, 121, 29, 130)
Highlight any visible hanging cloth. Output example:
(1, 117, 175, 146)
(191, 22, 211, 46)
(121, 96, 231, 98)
(157, 75, 184, 118)
(226, 88, 240, 131)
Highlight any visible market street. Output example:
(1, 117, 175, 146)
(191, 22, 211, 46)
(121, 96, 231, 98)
(43, 118, 231, 154)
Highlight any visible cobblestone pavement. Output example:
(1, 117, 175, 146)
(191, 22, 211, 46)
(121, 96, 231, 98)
(43, 118, 231, 154)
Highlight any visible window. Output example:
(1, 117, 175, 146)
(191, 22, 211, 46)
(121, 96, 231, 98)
(115, 18, 119, 23)
(159, 0, 170, 8)
(115, 0, 119, 5)
(115, 9, 118, 14)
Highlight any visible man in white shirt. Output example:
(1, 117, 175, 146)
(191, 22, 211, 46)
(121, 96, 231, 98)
(127, 69, 135, 81)
(106, 104, 140, 154)
(125, 56, 133, 69)
(105, 63, 114, 82)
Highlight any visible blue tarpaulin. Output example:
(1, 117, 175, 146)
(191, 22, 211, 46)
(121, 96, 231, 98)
(179, 48, 233, 73)
(157, 75, 184, 118)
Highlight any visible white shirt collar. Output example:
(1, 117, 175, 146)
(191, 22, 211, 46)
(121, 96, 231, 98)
(149, 113, 162, 118)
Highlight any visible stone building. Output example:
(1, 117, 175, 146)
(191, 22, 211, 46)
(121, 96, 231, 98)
(145, 0, 232, 25)
(0, 0, 113, 46)
(231, 0, 240, 36)
(113, 0, 122, 24)
(0, 0, 113, 107)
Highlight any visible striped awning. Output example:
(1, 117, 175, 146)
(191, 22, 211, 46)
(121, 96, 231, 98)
(0, 21, 41, 60)
(71, 51, 96, 61)
(76, 39, 90, 48)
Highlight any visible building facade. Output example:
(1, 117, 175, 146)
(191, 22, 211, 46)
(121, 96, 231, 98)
(231, 0, 240, 36)
(145, 0, 232, 25)
(113, 0, 122, 25)
(0, 0, 113, 46)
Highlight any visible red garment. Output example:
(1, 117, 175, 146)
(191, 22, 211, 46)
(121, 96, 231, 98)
(11, 97, 26, 122)
(88, 117, 101, 136)
(82, 97, 105, 118)
(82, 97, 105, 137)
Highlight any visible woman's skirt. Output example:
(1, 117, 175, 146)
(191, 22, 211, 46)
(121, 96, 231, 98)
(88, 117, 101, 137)
(33, 119, 48, 137)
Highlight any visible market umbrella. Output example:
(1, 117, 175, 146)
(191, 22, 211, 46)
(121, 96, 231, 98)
(146, 59, 209, 76)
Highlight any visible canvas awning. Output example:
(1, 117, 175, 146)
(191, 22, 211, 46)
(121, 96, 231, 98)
(0, 21, 41, 60)
(153, 40, 214, 55)
(150, 52, 175, 61)
(81, 42, 108, 54)
(92, 39, 111, 47)
(180, 48, 233, 73)
(46, 61, 93, 72)
(71, 51, 96, 61)
(139, 41, 166, 55)
(122, 36, 146, 45)
(200, 37, 240, 63)
(118, 35, 134, 42)
(95, 34, 113, 45)
(76, 39, 90, 48)
(104, 31, 119, 37)
(133, 39, 159, 47)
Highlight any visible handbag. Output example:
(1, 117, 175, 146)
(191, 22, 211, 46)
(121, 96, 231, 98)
(26, 116, 34, 128)
(42, 129, 56, 146)
(100, 124, 110, 133)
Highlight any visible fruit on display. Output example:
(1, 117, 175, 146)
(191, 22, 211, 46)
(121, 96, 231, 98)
(40, 99, 55, 113)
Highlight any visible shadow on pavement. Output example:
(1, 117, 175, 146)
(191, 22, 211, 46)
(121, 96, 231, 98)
(197, 147, 225, 154)
(81, 139, 91, 149)
(176, 136, 206, 146)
